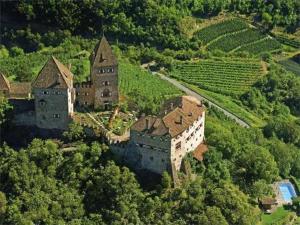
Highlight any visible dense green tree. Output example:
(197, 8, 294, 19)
(208, 182, 260, 225)
(0, 192, 6, 216)
(292, 197, 300, 215)
(10, 46, 24, 57)
(63, 122, 86, 142)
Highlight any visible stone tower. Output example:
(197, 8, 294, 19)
(32, 56, 75, 130)
(90, 36, 118, 110)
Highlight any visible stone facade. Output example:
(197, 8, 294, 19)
(75, 81, 95, 107)
(32, 56, 75, 130)
(34, 88, 74, 130)
(130, 128, 172, 174)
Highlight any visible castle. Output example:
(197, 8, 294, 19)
(0, 36, 118, 130)
(0, 37, 207, 177)
(112, 95, 207, 177)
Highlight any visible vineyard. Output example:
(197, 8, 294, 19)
(171, 59, 264, 96)
(238, 38, 282, 55)
(119, 60, 182, 113)
(194, 18, 248, 45)
(195, 18, 282, 55)
(275, 35, 300, 48)
(207, 28, 266, 52)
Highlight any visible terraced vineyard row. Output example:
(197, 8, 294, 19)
(171, 60, 264, 95)
(194, 18, 248, 45)
(238, 38, 282, 55)
(194, 18, 282, 55)
(207, 28, 265, 52)
(275, 35, 300, 48)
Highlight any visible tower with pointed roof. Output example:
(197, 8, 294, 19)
(90, 36, 119, 109)
(32, 57, 75, 130)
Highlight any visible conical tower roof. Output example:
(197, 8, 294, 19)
(32, 56, 73, 89)
(90, 36, 117, 67)
(0, 72, 10, 91)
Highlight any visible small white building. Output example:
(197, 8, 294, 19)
(129, 95, 206, 175)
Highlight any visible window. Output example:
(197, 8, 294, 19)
(102, 89, 110, 98)
(103, 81, 110, 86)
(85, 92, 89, 96)
(39, 100, 46, 106)
(43, 91, 49, 95)
(53, 114, 60, 118)
(84, 101, 88, 105)
(54, 91, 61, 95)
(175, 142, 181, 150)
(150, 156, 154, 161)
(161, 159, 165, 162)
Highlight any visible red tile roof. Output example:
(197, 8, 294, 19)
(131, 96, 205, 138)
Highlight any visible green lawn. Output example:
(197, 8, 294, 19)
(185, 83, 266, 127)
(261, 207, 296, 225)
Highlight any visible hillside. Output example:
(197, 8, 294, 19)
(1, 1, 300, 225)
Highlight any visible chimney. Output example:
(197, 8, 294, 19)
(179, 116, 183, 124)
(146, 118, 151, 130)
(68, 63, 72, 70)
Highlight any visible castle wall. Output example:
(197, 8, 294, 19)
(171, 111, 205, 170)
(75, 82, 95, 107)
(91, 65, 119, 109)
(130, 130, 172, 174)
(34, 88, 74, 130)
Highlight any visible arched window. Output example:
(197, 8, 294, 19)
(39, 99, 46, 106)
(102, 89, 110, 97)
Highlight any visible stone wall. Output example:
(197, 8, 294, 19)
(130, 130, 172, 174)
(34, 88, 74, 130)
(75, 82, 94, 107)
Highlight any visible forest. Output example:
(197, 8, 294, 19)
(1, 0, 300, 224)
(1, 0, 299, 51)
